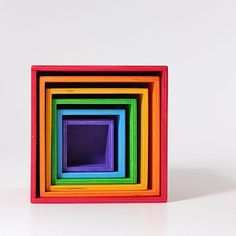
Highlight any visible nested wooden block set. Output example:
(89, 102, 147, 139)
(31, 66, 168, 203)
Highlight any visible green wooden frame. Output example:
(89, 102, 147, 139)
(52, 98, 138, 184)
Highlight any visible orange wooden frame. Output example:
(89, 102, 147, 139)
(39, 76, 160, 197)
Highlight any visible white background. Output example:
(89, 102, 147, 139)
(0, 0, 236, 235)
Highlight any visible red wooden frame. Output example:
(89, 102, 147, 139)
(31, 66, 168, 203)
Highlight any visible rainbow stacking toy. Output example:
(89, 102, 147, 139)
(31, 65, 168, 203)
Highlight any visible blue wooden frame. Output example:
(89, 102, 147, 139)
(57, 109, 126, 178)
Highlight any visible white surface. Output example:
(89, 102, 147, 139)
(0, 0, 236, 235)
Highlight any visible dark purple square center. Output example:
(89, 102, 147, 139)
(67, 124, 109, 167)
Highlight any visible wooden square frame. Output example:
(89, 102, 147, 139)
(57, 109, 125, 180)
(54, 98, 137, 182)
(61, 119, 114, 173)
(42, 88, 148, 194)
(31, 66, 168, 203)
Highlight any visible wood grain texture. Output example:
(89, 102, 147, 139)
(56, 108, 126, 180)
(54, 100, 135, 182)
(40, 88, 148, 194)
(62, 119, 114, 172)
(31, 66, 167, 203)
(40, 79, 155, 196)
(39, 81, 152, 196)
(31, 70, 37, 202)
(31, 195, 167, 203)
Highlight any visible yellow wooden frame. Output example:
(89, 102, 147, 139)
(40, 87, 149, 196)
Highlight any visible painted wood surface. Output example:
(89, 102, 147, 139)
(31, 67, 166, 203)
(56, 109, 126, 179)
(52, 99, 137, 183)
(63, 119, 114, 172)
(40, 88, 148, 193)
(43, 89, 148, 189)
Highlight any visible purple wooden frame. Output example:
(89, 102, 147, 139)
(63, 119, 114, 172)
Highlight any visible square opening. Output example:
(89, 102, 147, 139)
(64, 119, 114, 172)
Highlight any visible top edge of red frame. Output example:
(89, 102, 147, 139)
(31, 65, 168, 73)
